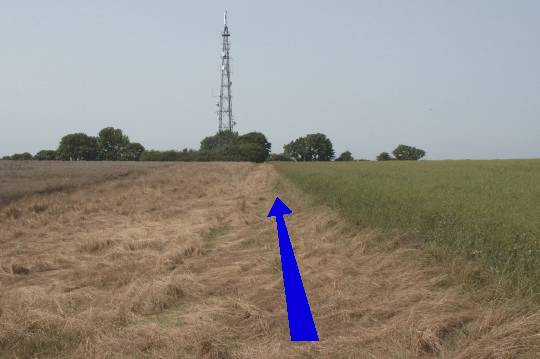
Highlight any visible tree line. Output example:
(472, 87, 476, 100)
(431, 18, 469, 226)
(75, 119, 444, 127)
(2, 128, 145, 161)
(271, 134, 425, 162)
(1, 127, 273, 163)
(140, 131, 272, 163)
(1, 127, 426, 162)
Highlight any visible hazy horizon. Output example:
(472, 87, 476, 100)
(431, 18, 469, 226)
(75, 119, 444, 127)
(1, 1, 539, 160)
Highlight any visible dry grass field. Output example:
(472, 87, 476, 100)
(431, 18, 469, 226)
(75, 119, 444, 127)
(0, 162, 539, 358)
(0, 161, 169, 206)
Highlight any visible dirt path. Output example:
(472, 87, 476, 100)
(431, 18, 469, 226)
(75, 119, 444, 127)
(0, 163, 538, 358)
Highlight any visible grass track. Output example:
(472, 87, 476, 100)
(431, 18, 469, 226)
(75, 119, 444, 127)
(274, 159, 540, 298)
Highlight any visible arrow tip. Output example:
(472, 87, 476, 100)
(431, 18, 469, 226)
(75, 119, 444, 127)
(267, 197, 293, 218)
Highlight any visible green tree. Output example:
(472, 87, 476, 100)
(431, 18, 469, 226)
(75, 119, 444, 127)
(199, 131, 271, 162)
(200, 131, 238, 152)
(307, 133, 335, 161)
(34, 150, 57, 160)
(222, 143, 261, 162)
(57, 133, 99, 161)
(120, 143, 145, 161)
(284, 133, 335, 161)
(237, 132, 271, 162)
(335, 150, 354, 161)
(97, 127, 130, 160)
(284, 137, 306, 161)
(9, 152, 33, 160)
(392, 144, 426, 160)
(376, 152, 392, 161)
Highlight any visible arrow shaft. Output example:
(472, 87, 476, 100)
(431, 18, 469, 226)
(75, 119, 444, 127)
(274, 216, 319, 341)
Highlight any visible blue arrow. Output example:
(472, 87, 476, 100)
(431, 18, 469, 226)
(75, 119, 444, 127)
(268, 197, 319, 342)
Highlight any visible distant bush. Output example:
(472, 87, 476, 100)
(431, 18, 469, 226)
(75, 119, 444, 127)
(376, 152, 393, 161)
(268, 153, 292, 161)
(3, 152, 33, 160)
(120, 143, 145, 161)
(199, 131, 271, 163)
(141, 150, 177, 161)
(335, 150, 354, 161)
(392, 144, 426, 161)
(34, 150, 57, 160)
(140, 149, 199, 162)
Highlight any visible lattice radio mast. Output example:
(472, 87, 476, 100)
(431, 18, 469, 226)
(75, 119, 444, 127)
(217, 11, 235, 133)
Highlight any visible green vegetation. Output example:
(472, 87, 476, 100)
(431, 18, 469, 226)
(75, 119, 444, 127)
(392, 144, 426, 160)
(284, 133, 335, 161)
(376, 152, 392, 161)
(141, 131, 272, 162)
(57, 127, 145, 161)
(140, 149, 199, 161)
(200, 130, 239, 152)
(335, 150, 354, 161)
(34, 150, 57, 160)
(120, 142, 145, 161)
(2, 152, 33, 160)
(2, 128, 271, 163)
(2, 131, 429, 164)
(275, 159, 540, 298)
(376, 144, 426, 161)
(57, 133, 99, 160)
(199, 131, 271, 163)
(2, 127, 145, 161)
(96, 127, 130, 160)
(268, 153, 292, 161)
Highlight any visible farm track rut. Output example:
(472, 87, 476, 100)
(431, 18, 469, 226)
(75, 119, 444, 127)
(0, 163, 538, 358)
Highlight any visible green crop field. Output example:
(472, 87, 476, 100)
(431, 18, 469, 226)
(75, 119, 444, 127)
(274, 160, 540, 298)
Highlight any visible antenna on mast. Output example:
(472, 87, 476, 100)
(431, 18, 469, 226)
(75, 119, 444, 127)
(216, 10, 235, 134)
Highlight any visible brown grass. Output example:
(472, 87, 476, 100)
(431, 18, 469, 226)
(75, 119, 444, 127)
(0, 160, 169, 207)
(0, 163, 538, 358)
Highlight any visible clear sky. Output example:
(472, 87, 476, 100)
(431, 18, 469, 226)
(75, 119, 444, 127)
(1, 1, 539, 159)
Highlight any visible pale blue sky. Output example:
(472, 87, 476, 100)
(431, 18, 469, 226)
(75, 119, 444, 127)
(1, 1, 539, 159)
